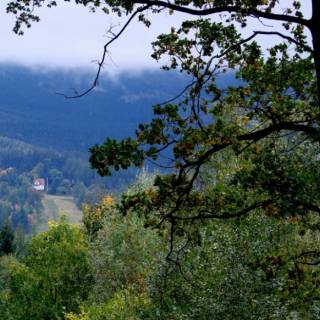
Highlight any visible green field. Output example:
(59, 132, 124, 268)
(37, 194, 82, 232)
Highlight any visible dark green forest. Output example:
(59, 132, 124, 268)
(1, 0, 320, 319)
(0, 135, 112, 231)
(0, 65, 186, 152)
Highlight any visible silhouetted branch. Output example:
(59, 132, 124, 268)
(57, 4, 151, 98)
(172, 200, 273, 220)
(133, 1, 310, 27)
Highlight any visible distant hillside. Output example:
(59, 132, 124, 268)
(0, 135, 61, 172)
(0, 65, 184, 152)
(0, 135, 133, 191)
(0, 135, 131, 231)
(0, 65, 237, 153)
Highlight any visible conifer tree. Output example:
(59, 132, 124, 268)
(0, 222, 15, 256)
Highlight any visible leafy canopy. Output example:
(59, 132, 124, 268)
(6, 0, 320, 253)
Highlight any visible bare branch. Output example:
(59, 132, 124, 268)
(158, 80, 197, 106)
(57, 4, 151, 99)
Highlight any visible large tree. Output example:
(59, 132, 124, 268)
(0, 220, 90, 319)
(6, 1, 320, 260)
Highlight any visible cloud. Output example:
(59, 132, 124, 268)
(0, 2, 186, 73)
(0, 1, 312, 73)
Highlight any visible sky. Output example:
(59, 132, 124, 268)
(0, 1, 312, 74)
(0, 2, 184, 73)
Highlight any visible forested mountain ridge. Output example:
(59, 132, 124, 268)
(0, 135, 100, 231)
(0, 65, 186, 152)
(0, 65, 237, 152)
(0, 134, 138, 231)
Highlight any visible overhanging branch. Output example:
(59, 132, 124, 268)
(133, 1, 311, 27)
(183, 122, 319, 169)
(172, 200, 273, 220)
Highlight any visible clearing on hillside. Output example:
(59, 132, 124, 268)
(37, 194, 82, 232)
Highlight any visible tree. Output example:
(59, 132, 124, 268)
(0, 220, 91, 319)
(65, 174, 165, 319)
(0, 222, 15, 256)
(6, 1, 320, 258)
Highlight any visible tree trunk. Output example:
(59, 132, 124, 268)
(311, 0, 320, 102)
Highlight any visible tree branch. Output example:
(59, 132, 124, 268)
(133, 1, 311, 27)
(57, 4, 151, 99)
(172, 200, 272, 220)
(252, 31, 313, 53)
(183, 121, 319, 169)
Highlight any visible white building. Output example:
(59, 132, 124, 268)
(33, 178, 45, 191)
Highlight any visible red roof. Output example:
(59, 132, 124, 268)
(34, 178, 45, 186)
